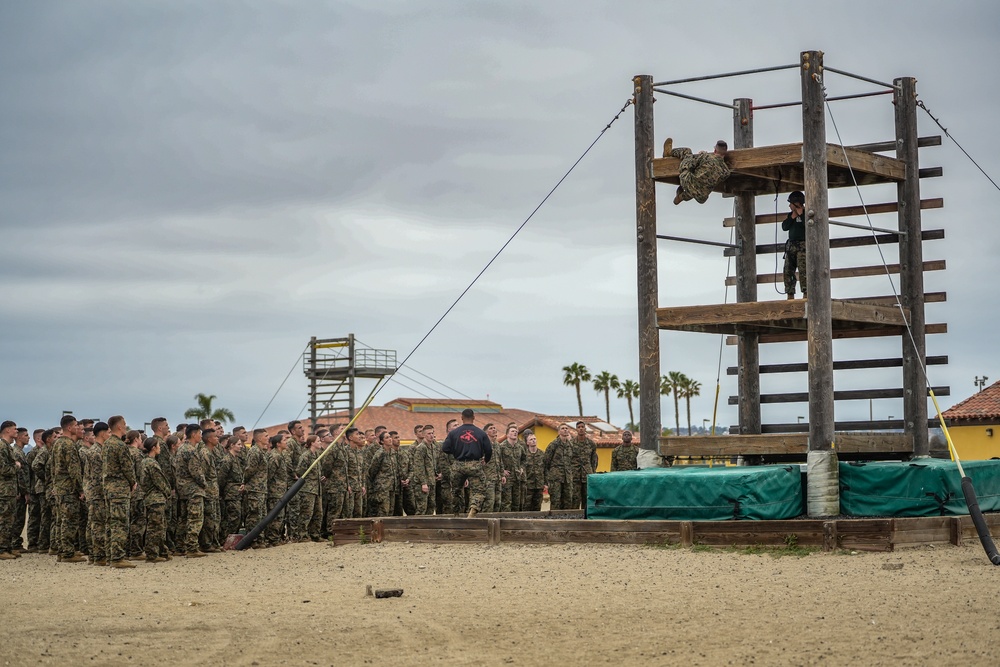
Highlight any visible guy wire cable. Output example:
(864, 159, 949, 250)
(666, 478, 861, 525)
(236, 98, 635, 549)
(824, 88, 1000, 565)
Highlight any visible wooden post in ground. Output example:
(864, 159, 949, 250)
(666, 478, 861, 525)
(894, 76, 929, 457)
(733, 98, 761, 452)
(800, 51, 838, 516)
(633, 74, 662, 450)
(308, 336, 318, 429)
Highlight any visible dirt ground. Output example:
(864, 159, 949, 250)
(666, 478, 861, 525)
(2, 540, 999, 666)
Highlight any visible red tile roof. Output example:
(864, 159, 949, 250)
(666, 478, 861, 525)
(943, 381, 1000, 421)
(517, 415, 641, 447)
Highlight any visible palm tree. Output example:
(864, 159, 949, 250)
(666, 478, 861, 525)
(183, 393, 236, 424)
(679, 377, 702, 435)
(562, 363, 591, 417)
(592, 371, 620, 423)
(661, 371, 686, 435)
(616, 379, 640, 428)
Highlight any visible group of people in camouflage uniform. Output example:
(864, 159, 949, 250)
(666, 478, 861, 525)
(1, 415, 641, 564)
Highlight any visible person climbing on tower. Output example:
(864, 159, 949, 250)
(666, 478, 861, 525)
(662, 138, 732, 205)
(782, 190, 807, 300)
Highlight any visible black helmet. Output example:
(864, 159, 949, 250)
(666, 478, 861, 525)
(788, 191, 805, 204)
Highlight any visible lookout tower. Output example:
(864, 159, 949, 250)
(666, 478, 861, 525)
(303, 334, 397, 428)
(633, 51, 948, 516)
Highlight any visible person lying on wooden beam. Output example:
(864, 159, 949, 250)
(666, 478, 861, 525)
(662, 138, 732, 205)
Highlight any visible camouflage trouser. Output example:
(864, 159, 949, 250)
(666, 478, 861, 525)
(576, 477, 589, 511)
(38, 495, 51, 550)
(128, 496, 145, 556)
(264, 496, 285, 545)
(165, 496, 177, 551)
(511, 480, 524, 512)
(299, 492, 322, 539)
(11, 495, 26, 550)
(500, 480, 512, 512)
(350, 489, 364, 519)
(27, 493, 41, 549)
(547, 479, 567, 511)
(77, 499, 88, 553)
(175, 499, 187, 552)
(672, 147, 728, 204)
(221, 496, 242, 539)
(393, 484, 404, 516)
(183, 496, 205, 554)
(434, 481, 452, 516)
(566, 473, 581, 510)
(50, 494, 61, 551)
(87, 498, 108, 561)
(200, 496, 220, 550)
(482, 477, 496, 514)
(517, 480, 528, 512)
(400, 484, 416, 516)
(783, 239, 807, 296)
(0, 496, 15, 552)
(526, 488, 543, 512)
(370, 486, 395, 518)
(410, 486, 431, 515)
(286, 493, 301, 540)
(450, 461, 486, 514)
(144, 503, 167, 558)
(106, 497, 131, 562)
(57, 495, 81, 557)
(244, 493, 266, 535)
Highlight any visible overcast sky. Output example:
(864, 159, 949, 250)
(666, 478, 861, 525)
(2, 1, 998, 434)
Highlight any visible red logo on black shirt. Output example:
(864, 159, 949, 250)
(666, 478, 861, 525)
(459, 430, 477, 443)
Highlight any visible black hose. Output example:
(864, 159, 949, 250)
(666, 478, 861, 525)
(234, 476, 307, 550)
(960, 476, 1000, 566)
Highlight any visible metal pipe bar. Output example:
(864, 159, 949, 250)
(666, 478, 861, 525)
(753, 89, 894, 111)
(652, 63, 798, 87)
(829, 218, 907, 236)
(656, 234, 736, 249)
(824, 66, 897, 90)
(652, 87, 733, 109)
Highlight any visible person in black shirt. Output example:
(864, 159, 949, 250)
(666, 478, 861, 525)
(441, 409, 493, 518)
(782, 190, 807, 300)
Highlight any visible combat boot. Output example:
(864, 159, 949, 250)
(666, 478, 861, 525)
(110, 559, 136, 569)
(94, 560, 108, 566)
(61, 554, 87, 563)
(184, 551, 207, 558)
(0, 552, 16, 560)
(662, 137, 673, 157)
(466, 507, 478, 519)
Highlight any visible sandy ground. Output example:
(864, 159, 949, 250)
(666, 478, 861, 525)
(2, 540, 1000, 667)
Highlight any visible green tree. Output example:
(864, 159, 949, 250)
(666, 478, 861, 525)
(183, 393, 235, 424)
(660, 372, 686, 435)
(679, 376, 702, 435)
(562, 363, 592, 417)
(616, 379, 640, 428)
(592, 371, 620, 423)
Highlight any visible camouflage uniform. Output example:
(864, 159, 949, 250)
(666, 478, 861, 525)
(81, 442, 107, 562)
(127, 445, 146, 557)
(432, 441, 453, 515)
(152, 435, 177, 551)
(11, 444, 29, 551)
(295, 448, 322, 540)
(197, 444, 221, 551)
(25, 445, 42, 550)
(284, 437, 302, 538)
(512, 441, 528, 512)
(0, 438, 19, 556)
(218, 451, 244, 539)
(366, 447, 397, 518)
(173, 441, 207, 555)
(30, 446, 51, 551)
(102, 434, 136, 563)
(672, 147, 731, 204)
(498, 440, 515, 512)
(51, 435, 83, 558)
(782, 209, 807, 297)
(543, 438, 574, 510)
(610, 443, 639, 471)
(242, 445, 268, 537)
(409, 441, 434, 515)
(482, 444, 499, 513)
(265, 448, 289, 545)
(572, 436, 598, 510)
(450, 459, 487, 515)
(346, 447, 365, 519)
(524, 448, 545, 511)
(320, 441, 349, 530)
(139, 456, 171, 559)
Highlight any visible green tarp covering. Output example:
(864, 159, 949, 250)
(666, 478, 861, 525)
(587, 465, 804, 521)
(839, 459, 1000, 517)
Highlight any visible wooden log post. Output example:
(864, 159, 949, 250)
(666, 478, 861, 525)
(308, 336, 318, 429)
(801, 51, 838, 517)
(894, 77, 929, 458)
(734, 98, 761, 451)
(634, 75, 662, 450)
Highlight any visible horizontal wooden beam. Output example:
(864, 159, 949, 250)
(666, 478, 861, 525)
(844, 292, 947, 306)
(727, 386, 950, 405)
(660, 432, 913, 456)
(849, 135, 941, 153)
(919, 166, 943, 179)
(724, 260, 946, 286)
(723, 229, 945, 257)
(826, 145, 906, 181)
(723, 197, 943, 227)
(742, 419, 944, 433)
(725, 323, 947, 344)
(726, 354, 949, 375)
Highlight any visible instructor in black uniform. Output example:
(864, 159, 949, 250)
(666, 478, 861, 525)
(442, 409, 493, 518)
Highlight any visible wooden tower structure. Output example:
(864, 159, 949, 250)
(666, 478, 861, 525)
(633, 51, 948, 516)
(304, 334, 397, 428)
